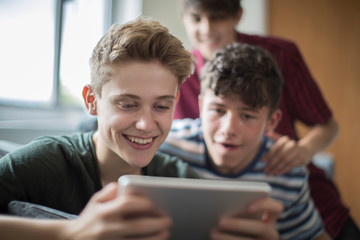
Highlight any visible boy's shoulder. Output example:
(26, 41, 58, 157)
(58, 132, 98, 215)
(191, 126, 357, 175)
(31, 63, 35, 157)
(1, 132, 95, 167)
(29, 132, 94, 155)
(237, 32, 295, 48)
(236, 32, 300, 57)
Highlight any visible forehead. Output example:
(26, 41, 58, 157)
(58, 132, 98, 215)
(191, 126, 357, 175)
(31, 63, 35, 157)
(184, 6, 230, 17)
(101, 61, 178, 97)
(202, 89, 270, 113)
(202, 89, 241, 104)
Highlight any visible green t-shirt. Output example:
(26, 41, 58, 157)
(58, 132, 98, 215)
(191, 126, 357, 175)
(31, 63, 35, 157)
(0, 132, 198, 214)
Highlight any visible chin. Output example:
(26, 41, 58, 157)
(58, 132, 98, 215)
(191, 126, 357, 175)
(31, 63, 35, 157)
(131, 158, 152, 168)
(215, 158, 237, 167)
(125, 151, 154, 167)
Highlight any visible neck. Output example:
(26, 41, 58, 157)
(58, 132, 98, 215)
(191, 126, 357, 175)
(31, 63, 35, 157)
(92, 132, 142, 187)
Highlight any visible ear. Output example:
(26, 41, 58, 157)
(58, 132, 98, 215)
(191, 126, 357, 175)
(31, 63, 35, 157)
(234, 8, 243, 26)
(198, 95, 203, 113)
(82, 84, 98, 116)
(176, 91, 180, 103)
(264, 109, 282, 133)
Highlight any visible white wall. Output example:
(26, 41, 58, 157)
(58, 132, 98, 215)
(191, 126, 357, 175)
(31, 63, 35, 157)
(236, 0, 268, 35)
(112, 0, 143, 24)
(117, 0, 269, 50)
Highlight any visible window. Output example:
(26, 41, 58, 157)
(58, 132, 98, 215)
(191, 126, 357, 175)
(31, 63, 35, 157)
(0, 0, 109, 107)
(0, 0, 54, 105)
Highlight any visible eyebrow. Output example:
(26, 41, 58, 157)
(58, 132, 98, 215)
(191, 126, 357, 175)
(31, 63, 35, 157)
(208, 101, 260, 112)
(112, 94, 176, 101)
(157, 95, 177, 100)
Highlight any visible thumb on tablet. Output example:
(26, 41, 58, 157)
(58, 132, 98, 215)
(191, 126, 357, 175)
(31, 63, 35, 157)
(248, 197, 284, 224)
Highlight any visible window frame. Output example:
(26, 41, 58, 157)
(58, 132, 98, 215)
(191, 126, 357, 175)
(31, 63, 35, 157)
(0, 0, 112, 141)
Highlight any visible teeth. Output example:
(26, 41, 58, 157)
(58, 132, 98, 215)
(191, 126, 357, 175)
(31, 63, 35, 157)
(127, 136, 153, 145)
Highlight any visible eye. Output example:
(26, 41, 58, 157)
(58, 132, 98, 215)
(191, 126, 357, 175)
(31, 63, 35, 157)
(210, 14, 225, 21)
(241, 113, 255, 120)
(209, 107, 225, 115)
(118, 101, 138, 110)
(154, 101, 173, 112)
(190, 14, 201, 23)
(154, 105, 170, 111)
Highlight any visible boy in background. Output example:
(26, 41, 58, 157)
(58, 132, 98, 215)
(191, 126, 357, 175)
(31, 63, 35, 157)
(160, 42, 331, 239)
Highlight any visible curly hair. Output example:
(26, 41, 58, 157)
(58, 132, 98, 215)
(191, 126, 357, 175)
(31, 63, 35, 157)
(89, 17, 194, 96)
(200, 43, 283, 114)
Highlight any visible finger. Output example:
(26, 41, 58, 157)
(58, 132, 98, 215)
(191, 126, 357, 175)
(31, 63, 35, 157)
(269, 142, 302, 175)
(266, 131, 282, 140)
(264, 153, 288, 175)
(212, 217, 278, 240)
(265, 140, 299, 174)
(92, 182, 119, 204)
(105, 216, 172, 239)
(248, 198, 284, 224)
(103, 195, 163, 220)
(263, 136, 289, 163)
(210, 230, 253, 240)
(266, 156, 294, 175)
(136, 230, 171, 240)
(273, 159, 299, 175)
(262, 139, 283, 162)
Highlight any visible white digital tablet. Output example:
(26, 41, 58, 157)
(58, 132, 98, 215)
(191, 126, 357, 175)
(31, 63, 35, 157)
(118, 175, 271, 240)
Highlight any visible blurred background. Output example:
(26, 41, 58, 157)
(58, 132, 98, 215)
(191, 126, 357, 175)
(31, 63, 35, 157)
(0, 0, 359, 225)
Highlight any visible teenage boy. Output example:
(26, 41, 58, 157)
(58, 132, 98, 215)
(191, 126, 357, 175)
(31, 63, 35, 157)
(160, 43, 332, 239)
(0, 17, 282, 240)
(173, 0, 358, 239)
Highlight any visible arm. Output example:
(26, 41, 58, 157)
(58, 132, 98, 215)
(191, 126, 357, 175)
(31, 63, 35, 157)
(298, 117, 338, 160)
(0, 216, 68, 240)
(262, 40, 338, 175)
(263, 117, 338, 175)
(210, 197, 283, 240)
(0, 183, 172, 240)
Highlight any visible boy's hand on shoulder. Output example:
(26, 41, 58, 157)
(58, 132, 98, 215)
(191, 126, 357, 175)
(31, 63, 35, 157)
(61, 182, 172, 240)
(263, 132, 312, 175)
(210, 197, 283, 240)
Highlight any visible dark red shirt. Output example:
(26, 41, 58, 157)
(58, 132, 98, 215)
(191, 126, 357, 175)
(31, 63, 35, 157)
(174, 32, 349, 238)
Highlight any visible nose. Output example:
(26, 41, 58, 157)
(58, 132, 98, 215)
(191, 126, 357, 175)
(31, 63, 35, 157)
(199, 18, 213, 35)
(135, 108, 157, 132)
(220, 112, 238, 138)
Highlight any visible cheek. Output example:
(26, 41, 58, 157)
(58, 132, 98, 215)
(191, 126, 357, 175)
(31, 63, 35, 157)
(220, 26, 236, 41)
(185, 24, 199, 38)
(99, 109, 133, 130)
(159, 114, 174, 134)
(202, 120, 217, 140)
(245, 123, 266, 141)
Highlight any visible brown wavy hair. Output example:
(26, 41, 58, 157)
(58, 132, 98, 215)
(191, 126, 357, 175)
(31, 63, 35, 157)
(200, 43, 283, 114)
(89, 17, 194, 96)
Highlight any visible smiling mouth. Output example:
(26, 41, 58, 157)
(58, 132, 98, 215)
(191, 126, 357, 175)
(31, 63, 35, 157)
(203, 40, 217, 47)
(201, 37, 219, 46)
(220, 143, 237, 149)
(124, 135, 154, 145)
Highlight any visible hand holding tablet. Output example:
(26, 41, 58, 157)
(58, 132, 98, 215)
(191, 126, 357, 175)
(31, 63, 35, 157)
(118, 175, 271, 240)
